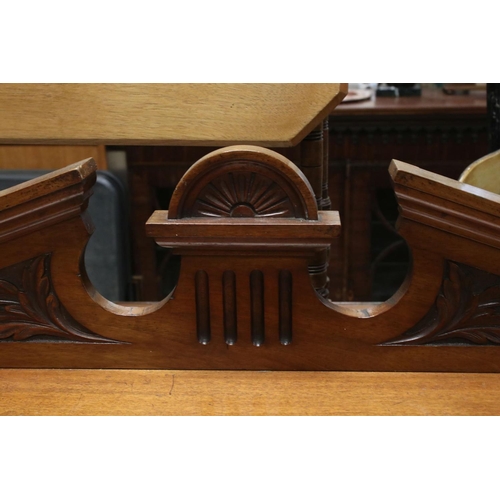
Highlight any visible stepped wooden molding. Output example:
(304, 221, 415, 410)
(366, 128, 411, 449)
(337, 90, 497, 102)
(146, 215, 339, 251)
(390, 160, 500, 250)
(0, 158, 96, 244)
(2, 148, 500, 371)
(147, 146, 337, 253)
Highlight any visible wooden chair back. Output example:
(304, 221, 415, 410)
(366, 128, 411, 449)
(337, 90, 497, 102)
(459, 149, 500, 193)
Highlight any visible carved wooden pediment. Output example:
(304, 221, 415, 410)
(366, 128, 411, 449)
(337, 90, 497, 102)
(1, 150, 500, 371)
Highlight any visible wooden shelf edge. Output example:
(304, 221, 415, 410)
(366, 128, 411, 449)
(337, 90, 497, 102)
(2, 369, 500, 416)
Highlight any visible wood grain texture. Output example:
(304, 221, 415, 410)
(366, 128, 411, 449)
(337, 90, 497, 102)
(0, 145, 107, 170)
(0, 84, 347, 147)
(2, 369, 500, 415)
(279, 270, 293, 345)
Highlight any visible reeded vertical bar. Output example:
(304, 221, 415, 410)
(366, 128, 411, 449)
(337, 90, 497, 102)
(250, 270, 265, 346)
(279, 270, 293, 345)
(195, 270, 210, 344)
(222, 271, 237, 345)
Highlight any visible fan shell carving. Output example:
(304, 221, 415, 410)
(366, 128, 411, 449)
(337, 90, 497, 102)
(193, 171, 296, 218)
(168, 147, 318, 220)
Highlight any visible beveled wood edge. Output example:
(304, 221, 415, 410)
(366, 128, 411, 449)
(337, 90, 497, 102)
(289, 83, 348, 146)
(390, 159, 500, 218)
(146, 211, 340, 248)
(0, 158, 97, 244)
(147, 212, 341, 227)
(0, 84, 348, 147)
(390, 160, 500, 250)
(0, 158, 96, 211)
(2, 369, 499, 415)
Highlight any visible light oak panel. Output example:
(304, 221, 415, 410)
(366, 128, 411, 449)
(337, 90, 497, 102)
(1, 369, 499, 415)
(0, 145, 107, 170)
(0, 84, 347, 147)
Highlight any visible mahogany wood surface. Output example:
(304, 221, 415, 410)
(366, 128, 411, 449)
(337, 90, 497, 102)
(2, 369, 500, 415)
(4, 84, 499, 412)
(1, 149, 500, 371)
(0, 84, 347, 147)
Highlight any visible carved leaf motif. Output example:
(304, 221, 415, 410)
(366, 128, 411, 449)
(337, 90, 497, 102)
(383, 262, 500, 346)
(0, 254, 119, 343)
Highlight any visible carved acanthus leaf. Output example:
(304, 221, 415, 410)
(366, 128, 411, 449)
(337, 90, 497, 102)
(383, 262, 500, 346)
(0, 254, 120, 343)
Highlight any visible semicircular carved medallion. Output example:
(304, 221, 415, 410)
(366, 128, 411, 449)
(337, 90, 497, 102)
(193, 169, 298, 218)
(168, 147, 318, 220)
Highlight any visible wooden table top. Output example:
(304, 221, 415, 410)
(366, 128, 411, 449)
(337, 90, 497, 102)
(0, 84, 346, 147)
(333, 87, 486, 117)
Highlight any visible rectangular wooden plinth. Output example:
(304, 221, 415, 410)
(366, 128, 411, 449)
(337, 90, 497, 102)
(1, 370, 499, 416)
